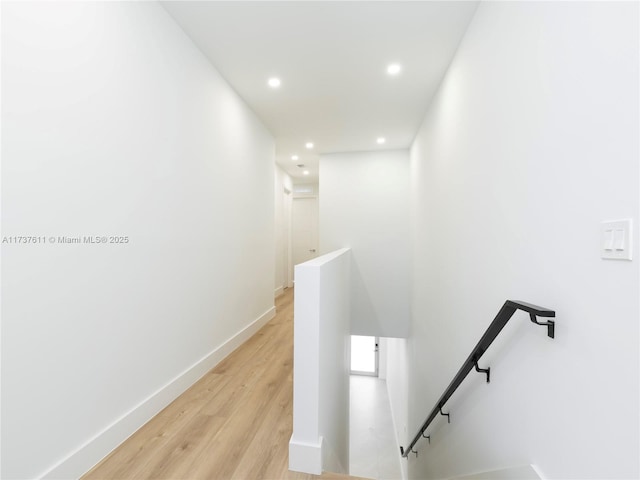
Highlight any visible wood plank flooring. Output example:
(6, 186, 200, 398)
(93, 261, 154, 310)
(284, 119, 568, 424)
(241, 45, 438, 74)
(82, 289, 368, 480)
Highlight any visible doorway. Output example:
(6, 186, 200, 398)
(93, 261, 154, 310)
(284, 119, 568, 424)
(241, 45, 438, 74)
(292, 196, 319, 267)
(283, 188, 293, 288)
(350, 335, 379, 376)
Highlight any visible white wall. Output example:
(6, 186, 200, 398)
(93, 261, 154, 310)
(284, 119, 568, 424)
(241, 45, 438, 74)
(275, 166, 293, 295)
(1, 2, 275, 478)
(290, 248, 351, 475)
(320, 151, 410, 338)
(403, 2, 639, 479)
(384, 337, 409, 480)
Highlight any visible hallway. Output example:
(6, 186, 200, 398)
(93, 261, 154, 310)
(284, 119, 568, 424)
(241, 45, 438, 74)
(83, 289, 367, 480)
(3, 2, 638, 478)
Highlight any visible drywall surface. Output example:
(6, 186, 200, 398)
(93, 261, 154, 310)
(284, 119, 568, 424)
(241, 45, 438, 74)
(405, 1, 638, 479)
(290, 248, 351, 475)
(320, 151, 410, 338)
(384, 337, 409, 480)
(1, 2, 275, 478)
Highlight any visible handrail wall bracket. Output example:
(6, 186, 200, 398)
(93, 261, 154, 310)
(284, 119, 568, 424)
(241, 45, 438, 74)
(473, 359, 490, 383)
(529, 312, 555, 338)
(438, 406, 450, 424)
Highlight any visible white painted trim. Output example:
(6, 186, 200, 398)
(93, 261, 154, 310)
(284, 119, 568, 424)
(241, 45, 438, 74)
(449, 464, 541, 480)
(275, 285, 284, 298)
(39, 305, 277, 480)
(289, 436, 323, 475)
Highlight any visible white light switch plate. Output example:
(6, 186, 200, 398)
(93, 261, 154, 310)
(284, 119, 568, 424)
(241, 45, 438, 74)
(601, 219, 632, 260)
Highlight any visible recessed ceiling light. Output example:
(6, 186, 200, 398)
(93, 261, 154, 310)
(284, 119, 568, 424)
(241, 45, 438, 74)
(291, 155, 299, 161)
(387, 63, 401, 76)
(268, 77, 281, 88)
(305, 142, 314, 149)
(303, 170, 310, 176)
(377, 137, 386, 144)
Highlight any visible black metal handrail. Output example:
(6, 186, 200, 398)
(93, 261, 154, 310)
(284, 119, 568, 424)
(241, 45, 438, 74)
(400, 300, 556, 458)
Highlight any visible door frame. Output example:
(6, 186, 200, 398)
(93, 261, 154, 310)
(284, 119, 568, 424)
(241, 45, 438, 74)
(291, 195, 319, 268)
(349, 336, 379, 377)
(283, 188, 293, 288)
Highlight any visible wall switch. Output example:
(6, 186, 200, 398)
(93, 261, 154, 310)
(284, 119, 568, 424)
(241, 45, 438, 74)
(603, 229, 615, 251)
(601, 219, 632, 260)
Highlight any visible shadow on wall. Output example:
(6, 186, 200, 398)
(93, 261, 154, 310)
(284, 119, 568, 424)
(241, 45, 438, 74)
(350, 258, 383, 337)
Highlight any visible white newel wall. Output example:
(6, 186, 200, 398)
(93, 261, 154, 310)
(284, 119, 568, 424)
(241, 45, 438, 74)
(403, 1, 639, 479)
(289, 248, 351, 475)
(1, 2, 275, 478)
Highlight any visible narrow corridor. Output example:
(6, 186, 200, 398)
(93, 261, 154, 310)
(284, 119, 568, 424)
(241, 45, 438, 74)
(83, 289, 369, 480)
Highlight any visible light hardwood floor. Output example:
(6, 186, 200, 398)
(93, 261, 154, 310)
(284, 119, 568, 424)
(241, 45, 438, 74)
(83, 289, 368, 480)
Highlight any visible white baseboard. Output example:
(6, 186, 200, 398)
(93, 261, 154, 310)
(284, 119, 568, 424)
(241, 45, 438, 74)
(275, 285, 284, 297)
(289, 436, 323, 475)
(450, 464, 541, 480)
(40, 305, 276, 480)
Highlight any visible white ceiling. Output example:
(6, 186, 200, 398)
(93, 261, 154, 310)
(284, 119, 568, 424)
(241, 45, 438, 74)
(161, 1, 478, 183)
